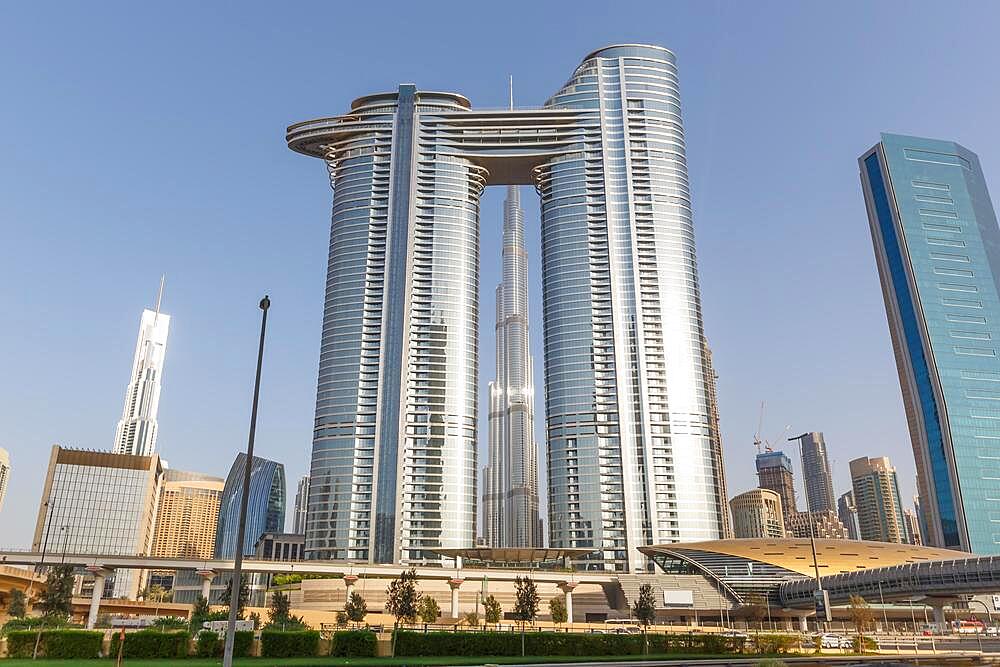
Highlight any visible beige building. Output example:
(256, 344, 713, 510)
(34, 446, 163, 598)
(850, 456, 906, 544)
(151, 470, 224, 559)
(785, 510, 849, 539)
(729, 488, 785, 538)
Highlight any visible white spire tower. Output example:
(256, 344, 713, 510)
(483, 77, 541, 547)
(113, 277, 170, 457)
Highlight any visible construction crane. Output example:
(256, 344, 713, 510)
(754, 401, 790, 454)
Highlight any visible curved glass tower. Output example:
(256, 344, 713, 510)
(288, 44, 728, 570)
(215, 453, 286, 558)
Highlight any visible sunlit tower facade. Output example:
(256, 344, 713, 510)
(484, 185, 540, 548)
(288, 44, 729, 570)
(113, 282, 169, 457)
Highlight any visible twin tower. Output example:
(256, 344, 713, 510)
(287, 44, 729, 572)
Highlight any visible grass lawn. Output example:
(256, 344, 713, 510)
(0, 655, 767, 667)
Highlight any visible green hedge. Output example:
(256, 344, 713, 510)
(393, 630, 743, 657)
(194, 630, 253, 658)
(6, 630, 103, 659)
(260, 630, 320, 657)
(752, 633, 798, 654)
(330, 630, 377, 657)
(110, 630, 190, 659)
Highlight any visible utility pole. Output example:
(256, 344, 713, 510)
(789, 433, 828, 633)
(222, 296, 270, 667)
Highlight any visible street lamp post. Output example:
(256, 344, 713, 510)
(877, 581, 890, 634)
(222, 296, 270, 667)
(789, 434, 826, 633)
(31, 500, 58, 660)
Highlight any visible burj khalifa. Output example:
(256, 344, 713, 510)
(483, 184, 541, 548)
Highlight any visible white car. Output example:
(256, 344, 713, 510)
(818, 633, 852, 649)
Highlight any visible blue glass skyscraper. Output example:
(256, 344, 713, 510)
(215, 453, 286, 558)
(861, 133, 1000, 554)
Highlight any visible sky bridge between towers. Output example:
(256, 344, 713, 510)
(286, 98, 586, 186)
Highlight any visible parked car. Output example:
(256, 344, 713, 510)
(816, 633, 852, 649)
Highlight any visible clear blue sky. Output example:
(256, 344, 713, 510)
(3, 1, 1000, 545)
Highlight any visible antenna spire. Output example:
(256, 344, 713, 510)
(508, 74, 514, 111)
(154, 274, 165, 317)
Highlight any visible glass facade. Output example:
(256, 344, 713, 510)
(796, 432, 835, 514)
(33, 447, 163, 598)
(288, 44, 728, 570)
(861, 133, 1000, 554)
(215, 453, 285, 558)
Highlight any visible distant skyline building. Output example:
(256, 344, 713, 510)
(483, 185, 540, 549)
(288, 44, 729, 570)
(756, 450, 797, 519)
(33, 446, 163, 598)
(861, 133, 1000, 554)
(903, 508, 923, 545)
(113, 280, 169, 457)
(850, 455, 906, 543)
(838, 490, 861, 540)
(785, 510, 849, 540)
(292, 475, 310, 535)
(793, 432, 836, 514)
(215, 453, 285, 559)
(729, 488, 785, 539)
(0, 447, 9, 513)
(151, 469, 224, 560)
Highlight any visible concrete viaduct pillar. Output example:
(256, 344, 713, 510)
(448, 579, 464, 618)
(196, 569, 216, 601)
(558, 581, 578, 624)
(85, 566, 112, 630)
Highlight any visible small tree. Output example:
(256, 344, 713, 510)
(549, 596, 567, 626)
(220, 574, 250, 620)
(345, 591, 368, 626)
(848, 594, 874, 654)
(385, 570, 420, 656)
(463, 610, 480, 627)
(417, 595, 440, 625)
(7, 589, 27, 619)
(335, 610, 348, 628)
(189, 595, 210, 631)
(632, 583, 657, 653)
(38, 565, 74, 620)
(268, 590, 292, 626)
(513, 576, 539, 656)
(483, 595, 502, 626)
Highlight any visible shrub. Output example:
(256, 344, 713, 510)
(753, 634, 798, 654)
(330, 629, 377, 657)
(851, 635, 878, 653)
(196, 631, 220, 657)
(6, 630, 103, 659)
(392, 630, 744, 658)
(194, 630, 253, 658)
(261, 629, 320, 657)
(110, 630, 190, 659)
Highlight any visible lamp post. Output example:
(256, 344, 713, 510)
(222, 296, 270, 667)
(877, 581, 890, 634)
(788, 433, 826, 633)
(31, 500, 58, 660)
